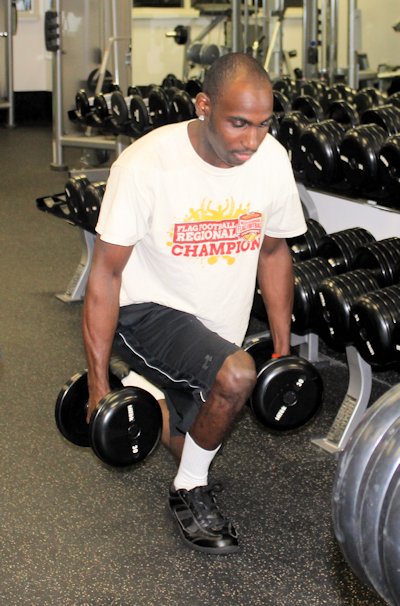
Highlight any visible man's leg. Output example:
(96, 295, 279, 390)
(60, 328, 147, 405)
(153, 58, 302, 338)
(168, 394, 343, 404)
(158, 398, 185, 464)
(169, 349, 256, 555)
(173, 349, 256, 488)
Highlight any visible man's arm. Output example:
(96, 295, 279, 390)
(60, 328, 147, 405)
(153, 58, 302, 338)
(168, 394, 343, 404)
(82, 236, 134, 421)
(256, 234, 294, 356)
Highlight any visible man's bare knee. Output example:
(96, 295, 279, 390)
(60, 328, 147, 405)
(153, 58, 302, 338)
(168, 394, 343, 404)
(215, 350, 257, 401)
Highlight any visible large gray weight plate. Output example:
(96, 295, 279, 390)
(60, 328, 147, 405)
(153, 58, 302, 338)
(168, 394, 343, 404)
(357, 416, 400, 603)
(332, 383, 400, 585)
(381, 471, 400, 606)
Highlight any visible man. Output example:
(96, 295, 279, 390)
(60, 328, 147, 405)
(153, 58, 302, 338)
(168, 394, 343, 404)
(82, 52, 307, 555)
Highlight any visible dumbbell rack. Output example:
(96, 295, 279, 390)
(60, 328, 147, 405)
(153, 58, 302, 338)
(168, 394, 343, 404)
(310, 345, 373, 454)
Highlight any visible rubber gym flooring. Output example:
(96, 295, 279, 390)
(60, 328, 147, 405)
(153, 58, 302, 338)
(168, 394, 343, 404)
(0, 122, 395, 606)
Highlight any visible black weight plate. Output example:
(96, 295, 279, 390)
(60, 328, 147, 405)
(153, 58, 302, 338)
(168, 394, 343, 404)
(339, 124, 387, 190)
(55, 371, 91, 447)
(351, 286, 400, 366)
(148, 87, 170, 127)
(111, 91, 129, 125)
(379, 134, 400, 195)
(292, 95, 324, 121)
(273, 90, 290, 116)
(325, 100, 359, 128)
(357, 415, 400, 602)
(243, 335, 274, 368)
(317, 270, 379, 347)
(90, 386, 162, 467)
(55, 370, 122, 447)
(75, 90, 91, 119)
(84, 182, 106, 232)
(65, 175, 90, 224)
(299, 120, 344, 185)
(277, 111, 311, 172)
(93, 93, 110, 123)
(185, 78, 202, 98)
(169, 90, 195, 122)
(292, 258, 333, 333)
(332, 384, 400, 586)
(129, 94, 150, 133)
(250, 356, 323, 430)
(381, 469, 400, 605)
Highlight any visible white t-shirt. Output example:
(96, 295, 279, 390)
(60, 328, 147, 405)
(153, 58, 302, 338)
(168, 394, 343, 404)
(96, 121, 307, 345)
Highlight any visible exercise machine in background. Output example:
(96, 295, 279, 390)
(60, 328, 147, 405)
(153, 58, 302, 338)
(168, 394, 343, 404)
(46, 0, 132, 171)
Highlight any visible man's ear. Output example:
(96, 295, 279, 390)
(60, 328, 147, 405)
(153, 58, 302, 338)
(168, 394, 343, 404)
(195, 92, 211, 119)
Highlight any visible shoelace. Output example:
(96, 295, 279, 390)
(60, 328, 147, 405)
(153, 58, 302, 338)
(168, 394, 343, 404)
(187, 483, 227, 531)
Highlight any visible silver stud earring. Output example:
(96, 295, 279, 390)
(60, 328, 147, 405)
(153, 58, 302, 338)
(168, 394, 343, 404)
(198, 115, 205, 121)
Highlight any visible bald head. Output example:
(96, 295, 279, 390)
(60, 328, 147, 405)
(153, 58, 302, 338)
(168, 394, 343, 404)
(202, 53, 272, 103)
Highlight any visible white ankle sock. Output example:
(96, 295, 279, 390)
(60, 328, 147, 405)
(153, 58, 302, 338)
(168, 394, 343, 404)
(173, 433, 221, 491)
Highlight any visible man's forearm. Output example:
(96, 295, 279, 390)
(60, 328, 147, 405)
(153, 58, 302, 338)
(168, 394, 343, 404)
(257, 243, 294, 355)
(82, 275, 122, 403)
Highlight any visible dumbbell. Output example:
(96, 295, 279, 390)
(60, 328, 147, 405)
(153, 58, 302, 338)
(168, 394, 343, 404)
(339, 104, 400, 194)
(65, 175, 91, 226)
(299, 119, 347, 186)
(316, 269, 380, 350)
(361, 104, 400, 136)
(352, 87, 387, 114)
(55, 370, 162, 467)
(339, 123, 388, 194)
(165, 87, 196, 123)
(277, 111, 313, 173)
(378, 133, 400, 199)
(318, 83, 356, 113)
(273, 90, 291, 123)
(272, 76, 298, 102)
(287, 218, 327, 262)
(325, 99, 360, 129)
(252, 219, 328, 326)
(73, 85, 120, 128)
(296, 79, 327, 101)
(292, 256, 335, 336)
(82, 181, 107, 232)
(316, 227, 375, 275)
(351, 284, 400, 366)
(109, 85, 171, 138)
(316, 238, 400, 350)
(185, 77, 203, 99)
(64, 176, 106, 232)
(243, 334, 324, 431)
(291, 94, 325, 121)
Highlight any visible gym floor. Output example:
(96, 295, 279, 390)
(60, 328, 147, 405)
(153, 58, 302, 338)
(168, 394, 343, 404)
(0, 122, 393, 605)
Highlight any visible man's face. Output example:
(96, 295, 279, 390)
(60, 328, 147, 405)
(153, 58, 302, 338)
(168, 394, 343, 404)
(202, 77, 274, 168)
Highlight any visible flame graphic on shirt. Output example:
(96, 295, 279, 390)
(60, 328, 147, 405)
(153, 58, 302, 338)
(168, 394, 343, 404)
(167, 198, 262, 264)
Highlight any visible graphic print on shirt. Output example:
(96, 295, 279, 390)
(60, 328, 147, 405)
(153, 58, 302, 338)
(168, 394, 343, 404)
(167, 198, 262, 264)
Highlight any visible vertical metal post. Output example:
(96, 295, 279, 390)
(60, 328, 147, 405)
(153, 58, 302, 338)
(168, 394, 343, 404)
(348, 0, 359, 89)
(328, 0, 338, 83)
(111, 0, 120, 85)
(231, 0, 242, 52)
(243, 0, 249, 53)
(302, 0, 318, 79)
(51, 0, 67, 169)
(6, 0, 15, 127)
(266, 0, 283, 77)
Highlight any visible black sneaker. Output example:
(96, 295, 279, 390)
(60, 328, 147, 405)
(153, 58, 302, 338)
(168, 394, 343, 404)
(168, 483, 240, 554)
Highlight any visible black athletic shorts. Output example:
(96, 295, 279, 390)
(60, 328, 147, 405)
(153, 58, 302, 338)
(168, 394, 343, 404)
(112, 303, 239, 436)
